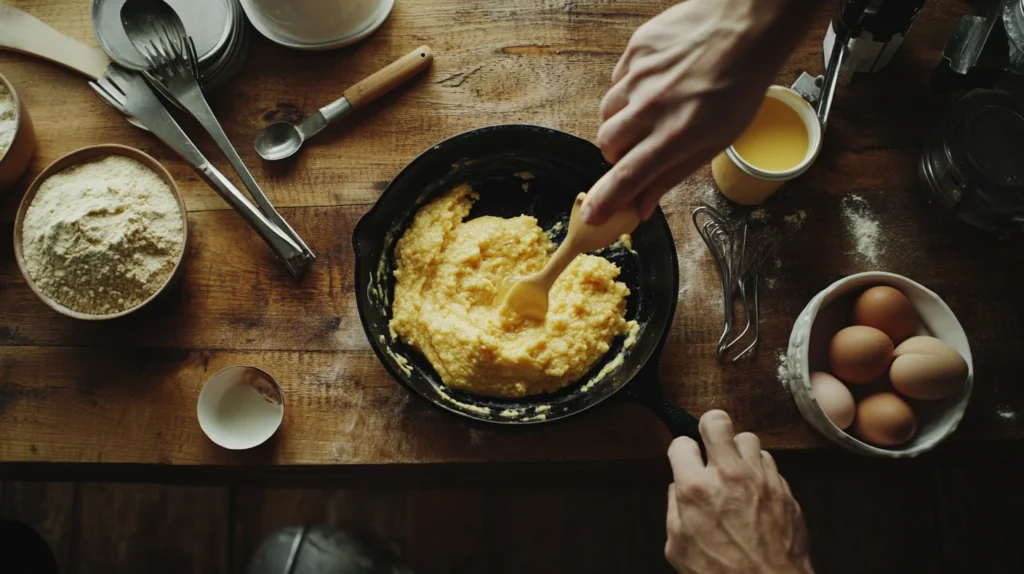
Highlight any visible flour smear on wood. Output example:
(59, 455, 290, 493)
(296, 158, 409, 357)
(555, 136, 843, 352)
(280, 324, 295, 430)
(841, 194, 881, 264)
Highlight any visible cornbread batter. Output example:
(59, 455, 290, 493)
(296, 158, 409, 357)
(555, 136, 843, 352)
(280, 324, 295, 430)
(390, 184, 633, 399)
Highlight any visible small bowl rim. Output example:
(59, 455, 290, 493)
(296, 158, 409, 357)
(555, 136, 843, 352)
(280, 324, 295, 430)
(12, 144, 189, 321)
(788, 271, 974, 458)
(0, 71, 23, 165)
(239, 0, 393, 50)
(197, 365, 285, 451)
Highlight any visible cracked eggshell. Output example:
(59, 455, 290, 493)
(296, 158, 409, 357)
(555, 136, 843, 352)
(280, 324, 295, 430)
(197, 366, 284, 450)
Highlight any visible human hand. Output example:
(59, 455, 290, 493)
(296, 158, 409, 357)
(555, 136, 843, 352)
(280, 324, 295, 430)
(665, 410, 813, 574)
(585, 0, 817, 224)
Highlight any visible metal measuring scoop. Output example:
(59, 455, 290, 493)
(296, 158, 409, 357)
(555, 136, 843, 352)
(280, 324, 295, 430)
(254, 46, 434, 161)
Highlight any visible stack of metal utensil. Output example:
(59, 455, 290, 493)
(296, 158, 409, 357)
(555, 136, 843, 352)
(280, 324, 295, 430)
(693, 205, 777, 363)
(91, 0, 314, 278)
(93, 0, 249, 90)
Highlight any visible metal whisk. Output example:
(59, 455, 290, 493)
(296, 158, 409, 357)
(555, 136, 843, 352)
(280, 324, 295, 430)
(726, 223, 777, 362)
(692, 205, 776, 362)
(693, 205, 740, 358)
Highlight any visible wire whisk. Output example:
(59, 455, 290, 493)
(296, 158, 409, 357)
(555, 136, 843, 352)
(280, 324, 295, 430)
(692, 205, 777, 362)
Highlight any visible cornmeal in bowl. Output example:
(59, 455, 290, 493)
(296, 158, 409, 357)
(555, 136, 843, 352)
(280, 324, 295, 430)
(390, 184, 634, 399)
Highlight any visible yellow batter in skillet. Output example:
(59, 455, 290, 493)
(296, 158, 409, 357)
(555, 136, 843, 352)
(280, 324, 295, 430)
(390, 184, 635, 399)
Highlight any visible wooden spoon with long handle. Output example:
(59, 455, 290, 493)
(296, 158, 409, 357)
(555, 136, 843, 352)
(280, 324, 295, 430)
(0, 5, 110, 80)
(496, 190, 640, 320)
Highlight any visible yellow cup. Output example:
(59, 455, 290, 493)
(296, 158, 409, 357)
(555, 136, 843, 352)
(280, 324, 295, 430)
(711, 86, 822, 205)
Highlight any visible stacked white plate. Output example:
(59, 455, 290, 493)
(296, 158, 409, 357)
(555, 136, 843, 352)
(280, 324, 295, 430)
(239, 0, 394, 50)
(92, 0, 251, 89)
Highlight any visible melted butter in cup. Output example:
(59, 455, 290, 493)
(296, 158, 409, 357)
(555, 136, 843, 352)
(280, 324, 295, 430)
(712, 86, 822, 205)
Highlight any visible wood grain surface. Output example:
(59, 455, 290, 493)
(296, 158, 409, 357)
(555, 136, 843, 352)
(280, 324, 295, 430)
(6, 455, 1024, 574)
(75, 483, 230, 573)
(1, 0, 1022, 472)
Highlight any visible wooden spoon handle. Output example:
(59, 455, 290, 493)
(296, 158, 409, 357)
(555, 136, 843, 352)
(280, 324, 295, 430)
(343, 45, 434, 109)
(0, 5, 110, 80)
(535, 240, 581, 291)
(568, 191, 640, 254)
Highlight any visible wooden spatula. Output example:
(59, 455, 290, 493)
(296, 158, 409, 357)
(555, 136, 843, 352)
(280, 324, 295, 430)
(495, 191, 640, 320)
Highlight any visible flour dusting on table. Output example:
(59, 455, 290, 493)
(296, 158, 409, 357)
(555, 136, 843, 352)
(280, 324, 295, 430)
(841, 195, 881, 264)
(776, 352, 792, 395)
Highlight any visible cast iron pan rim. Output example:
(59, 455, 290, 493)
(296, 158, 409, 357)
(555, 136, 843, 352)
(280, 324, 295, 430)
(352, 124, 599, 248)
(352, 124, 681, 425)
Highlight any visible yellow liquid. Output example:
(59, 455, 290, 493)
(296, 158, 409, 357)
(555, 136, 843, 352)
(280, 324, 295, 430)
(732, 97, 809, 171)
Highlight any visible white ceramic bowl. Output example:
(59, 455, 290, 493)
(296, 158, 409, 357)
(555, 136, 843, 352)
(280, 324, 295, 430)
(197, 366, 285, 450)
(240, 0, 393, 50)
(786, 272, 973, 458)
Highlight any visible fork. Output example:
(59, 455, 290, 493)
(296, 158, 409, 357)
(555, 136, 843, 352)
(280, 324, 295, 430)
(120, 0, 315, 267)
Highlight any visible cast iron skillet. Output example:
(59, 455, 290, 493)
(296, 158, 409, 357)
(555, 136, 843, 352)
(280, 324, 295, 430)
(352, 125, 699, 438)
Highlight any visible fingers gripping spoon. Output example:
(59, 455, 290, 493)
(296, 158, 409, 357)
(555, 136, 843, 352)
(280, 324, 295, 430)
(120, 0, 315, 276)
(255, 46, 434, 161)
(495, 190, 640, 321)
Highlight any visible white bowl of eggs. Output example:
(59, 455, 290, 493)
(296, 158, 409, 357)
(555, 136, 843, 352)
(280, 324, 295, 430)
(786, 272, 973, 458)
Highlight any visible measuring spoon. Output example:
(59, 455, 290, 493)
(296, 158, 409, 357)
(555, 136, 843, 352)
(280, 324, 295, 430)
(255, 45, 433, 161)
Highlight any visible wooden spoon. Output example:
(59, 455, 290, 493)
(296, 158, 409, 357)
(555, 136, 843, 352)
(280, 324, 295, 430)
(495, 191, 640, 320)
(0, 5, 110, 80)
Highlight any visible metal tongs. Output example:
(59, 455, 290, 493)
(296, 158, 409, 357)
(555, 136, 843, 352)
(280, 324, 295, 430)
(91, 65, 311, 278)
(692, 205, 776, 363)
(92, 0, 314, 278)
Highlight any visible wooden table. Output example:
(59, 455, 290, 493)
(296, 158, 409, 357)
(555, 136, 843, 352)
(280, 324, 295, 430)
(2, 0, 1022, 481)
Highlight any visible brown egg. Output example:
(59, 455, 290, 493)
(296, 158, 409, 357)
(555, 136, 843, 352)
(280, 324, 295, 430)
(852, 286, 919, 344)
(890, 336, 968, 400)
(829, 326, 894, 384)
(854, 392, 917, 447)
(810, 371, 855, 430)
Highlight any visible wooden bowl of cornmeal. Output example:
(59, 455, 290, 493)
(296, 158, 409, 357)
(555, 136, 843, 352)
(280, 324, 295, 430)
(13, 144, 189, 320)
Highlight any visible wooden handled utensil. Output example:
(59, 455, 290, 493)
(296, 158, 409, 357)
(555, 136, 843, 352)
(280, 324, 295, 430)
(343, 45, 434, 109)
(255, 46, 434, 161)
(495, 190, 641, 320)
(0, 5, 110, 80)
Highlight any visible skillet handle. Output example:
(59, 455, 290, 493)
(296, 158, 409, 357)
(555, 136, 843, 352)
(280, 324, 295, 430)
(622, 375, 701, 440)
